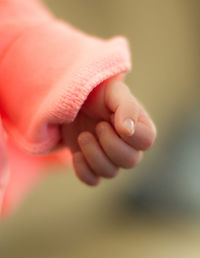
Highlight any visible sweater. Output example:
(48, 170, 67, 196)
(0, 0, 131, 215)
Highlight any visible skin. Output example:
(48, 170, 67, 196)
(61, 79, 157, 186)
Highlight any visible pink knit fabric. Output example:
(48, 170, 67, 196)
(0, 0, 131, 215)
(0, 117, 8, 213)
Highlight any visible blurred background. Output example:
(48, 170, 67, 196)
(0, 0, 200, 257)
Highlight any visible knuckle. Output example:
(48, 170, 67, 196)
(74, 164, 98, 186)
(78, 132, 92, 146)
(78, 174, 93, 186)
(123, 151, 140, 169)
(77, 172, 87, 183)
(102, 167, 119, 179)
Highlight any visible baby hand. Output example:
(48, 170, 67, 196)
(61, 79, 156, 186)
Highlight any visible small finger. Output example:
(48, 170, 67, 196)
(78, 132, 119, 178)
(73, 152, 100, 186)
(96, 121, 143, 169)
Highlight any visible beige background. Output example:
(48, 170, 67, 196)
(0, 0, 199, 257)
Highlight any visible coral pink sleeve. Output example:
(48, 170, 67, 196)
(0, 116, 9, 213)
(0, 0, 131, 155)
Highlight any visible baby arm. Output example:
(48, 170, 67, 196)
(61, 80, 156, 185)
(0, 0, 153, 214)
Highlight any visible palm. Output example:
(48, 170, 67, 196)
(61, 83, 112, 153)
(61, 111, 100, 153)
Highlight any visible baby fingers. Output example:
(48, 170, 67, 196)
(77, 132, 119, 179)
(96, 122, 143, 169)
(73, 152, 100, 186)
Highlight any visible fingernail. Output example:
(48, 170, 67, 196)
(123, 118, 135, 136)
